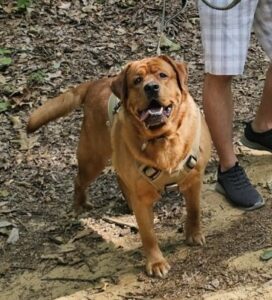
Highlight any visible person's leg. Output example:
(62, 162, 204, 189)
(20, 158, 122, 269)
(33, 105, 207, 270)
(242, 64, 272, 152)
(241, 0, 272, 150)
(203, 73, 264, 210)
(253, 0, 272, 132)
(203, 74, 236, 171)
(198, 0, 264, 209)
(252, 65, 272, 132)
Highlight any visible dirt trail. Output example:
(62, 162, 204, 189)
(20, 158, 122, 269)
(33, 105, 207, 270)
(1, 1, 272, 299)
(1, 147, 271, 300)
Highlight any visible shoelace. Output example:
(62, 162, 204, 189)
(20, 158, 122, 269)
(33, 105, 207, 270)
(225, 165, 251, 189)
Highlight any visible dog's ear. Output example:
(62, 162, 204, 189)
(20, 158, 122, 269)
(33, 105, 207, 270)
(111, 64, 131, 101)
(159, 55, 188, 92)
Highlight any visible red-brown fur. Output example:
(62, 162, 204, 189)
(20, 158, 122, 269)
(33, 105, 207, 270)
(27, 56, 211, 277)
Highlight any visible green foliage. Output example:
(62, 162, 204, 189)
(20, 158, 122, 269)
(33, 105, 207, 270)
(0, 48, 12, 70)
(0, 48, 11, 55)
(260, 249, 272, 261)
(1, 83, 15, 96)
(27, 70, 46, 85)
(0, 100, 10, 113)
(0, 57, 12, 66)
(16, 0, 31, 11)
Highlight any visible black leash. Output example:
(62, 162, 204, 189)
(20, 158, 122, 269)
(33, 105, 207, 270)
(200, 0, 242, 10)
(157, 0, 187, 55)
(157, 0, 242, 55)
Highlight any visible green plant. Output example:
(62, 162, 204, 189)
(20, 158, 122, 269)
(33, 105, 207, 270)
(27, 70, 46, 85)
(0, 48, 12, 70)
(16, 0, 31, 11)
(0, 99, 10, 113)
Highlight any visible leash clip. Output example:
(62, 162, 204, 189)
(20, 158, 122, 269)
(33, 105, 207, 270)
(186, 155, 197, 169)
(164, 183, 180, 197)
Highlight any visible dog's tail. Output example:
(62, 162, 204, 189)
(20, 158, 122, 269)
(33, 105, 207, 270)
(27, 81, 90, 133)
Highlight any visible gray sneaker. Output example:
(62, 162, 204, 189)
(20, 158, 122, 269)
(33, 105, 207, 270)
(241, 121, 272, 152)
(215, 162, 265, 211)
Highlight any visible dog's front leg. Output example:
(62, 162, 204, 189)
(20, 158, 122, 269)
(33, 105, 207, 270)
(182, 174, 206, 246)
(132, 197, 170, 278)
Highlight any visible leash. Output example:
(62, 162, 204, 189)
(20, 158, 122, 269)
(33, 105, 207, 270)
(157, 0, 187, 55)
(157, 0, 241, 55)
(200, 0, 242, 10)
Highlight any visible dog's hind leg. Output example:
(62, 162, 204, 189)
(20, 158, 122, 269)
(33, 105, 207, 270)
(73, 126, 111, 213)
(74, 159, 105, 213)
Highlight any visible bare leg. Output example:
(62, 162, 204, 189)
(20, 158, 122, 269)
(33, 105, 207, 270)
(203, 74, 237, 171)
(252, 64, 272, 132)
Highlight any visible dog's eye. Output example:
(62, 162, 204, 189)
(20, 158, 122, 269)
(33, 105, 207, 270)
(134, 77, 142, 85)
(159, 72, 168, 78)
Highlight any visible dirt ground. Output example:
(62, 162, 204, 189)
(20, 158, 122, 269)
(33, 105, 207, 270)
(1, 1, 272, 299)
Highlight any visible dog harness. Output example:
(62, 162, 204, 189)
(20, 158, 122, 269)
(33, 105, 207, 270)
(107, 93, 121, 126)
(137, 109, 201, 194)
(107, 94, 201, 195)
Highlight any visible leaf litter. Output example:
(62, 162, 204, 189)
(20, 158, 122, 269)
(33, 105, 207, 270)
(0, 0, 272, 299)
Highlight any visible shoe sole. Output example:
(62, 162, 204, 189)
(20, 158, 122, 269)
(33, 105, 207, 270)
(241, 136, 272, 153)
(215, 182, 265, 211)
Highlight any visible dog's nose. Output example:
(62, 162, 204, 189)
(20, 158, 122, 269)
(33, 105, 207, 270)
(144, 82, 160, 96)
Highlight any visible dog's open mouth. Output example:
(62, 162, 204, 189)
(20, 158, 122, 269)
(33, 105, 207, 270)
(138, 100, 172, 129)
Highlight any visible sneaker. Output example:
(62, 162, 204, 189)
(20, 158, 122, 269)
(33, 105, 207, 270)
(215, 162, 265, 211)
(241, 122, 272, 152)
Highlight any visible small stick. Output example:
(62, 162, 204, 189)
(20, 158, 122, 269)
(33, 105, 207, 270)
(102, 216, 138, 232)
(41, 275, 109, 284)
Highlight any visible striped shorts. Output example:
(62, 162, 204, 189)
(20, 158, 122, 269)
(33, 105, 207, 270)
(198, 0, 272, 75)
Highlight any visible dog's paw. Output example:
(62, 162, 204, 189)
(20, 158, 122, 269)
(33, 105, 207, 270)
(73, 201, 93, 215)
(146, 258, 171, 278)
(186, 231, 206, 246)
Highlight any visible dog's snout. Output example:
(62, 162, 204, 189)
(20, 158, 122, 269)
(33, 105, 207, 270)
(144, 82, 160, 96)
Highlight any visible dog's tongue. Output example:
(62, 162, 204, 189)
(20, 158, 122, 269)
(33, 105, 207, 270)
(140, 107, 163, 121)
(140, 107, 165, 128)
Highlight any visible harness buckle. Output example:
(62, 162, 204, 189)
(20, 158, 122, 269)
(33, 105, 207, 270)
(186, 155, 197, 169)
(164, 183, 180, 197)
(113, 101, 121, 115)
(143, 166, 160, 180)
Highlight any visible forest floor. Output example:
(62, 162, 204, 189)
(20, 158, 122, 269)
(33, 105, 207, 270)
(1, 1, 272, 299)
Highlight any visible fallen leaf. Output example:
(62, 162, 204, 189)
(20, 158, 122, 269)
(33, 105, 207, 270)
(260, 249, 272, 261)
(0, 220, 13, 228)
(2, 4, 14, 14)
(0, 189, 9, 197)
(0, 57, 12, 66)
(7, 228, 19, 244)
(130, 41, 139, 52)
(41, 254, 66, 264)
(46, 70, 62, 80)
(58, 243, 77, 253)
(0, 100, 10, 113)
(19, 131, 39, 150)
(0, 74, 6, 84)
(58, 2, 71, 10)
(69, 228, 93, 243)
(160, 33, 181, 52)
(9, 115, 22, 129)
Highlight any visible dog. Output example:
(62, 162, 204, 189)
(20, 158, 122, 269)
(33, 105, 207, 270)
(27, 55, 211, 277)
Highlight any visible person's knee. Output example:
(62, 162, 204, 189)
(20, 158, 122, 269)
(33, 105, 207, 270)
(205, 73, 233, 86)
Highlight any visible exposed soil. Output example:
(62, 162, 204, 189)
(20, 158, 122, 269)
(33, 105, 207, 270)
(1, 1, 272, 299)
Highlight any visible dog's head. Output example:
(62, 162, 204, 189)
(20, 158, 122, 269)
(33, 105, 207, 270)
(111, 56, 188, 134)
